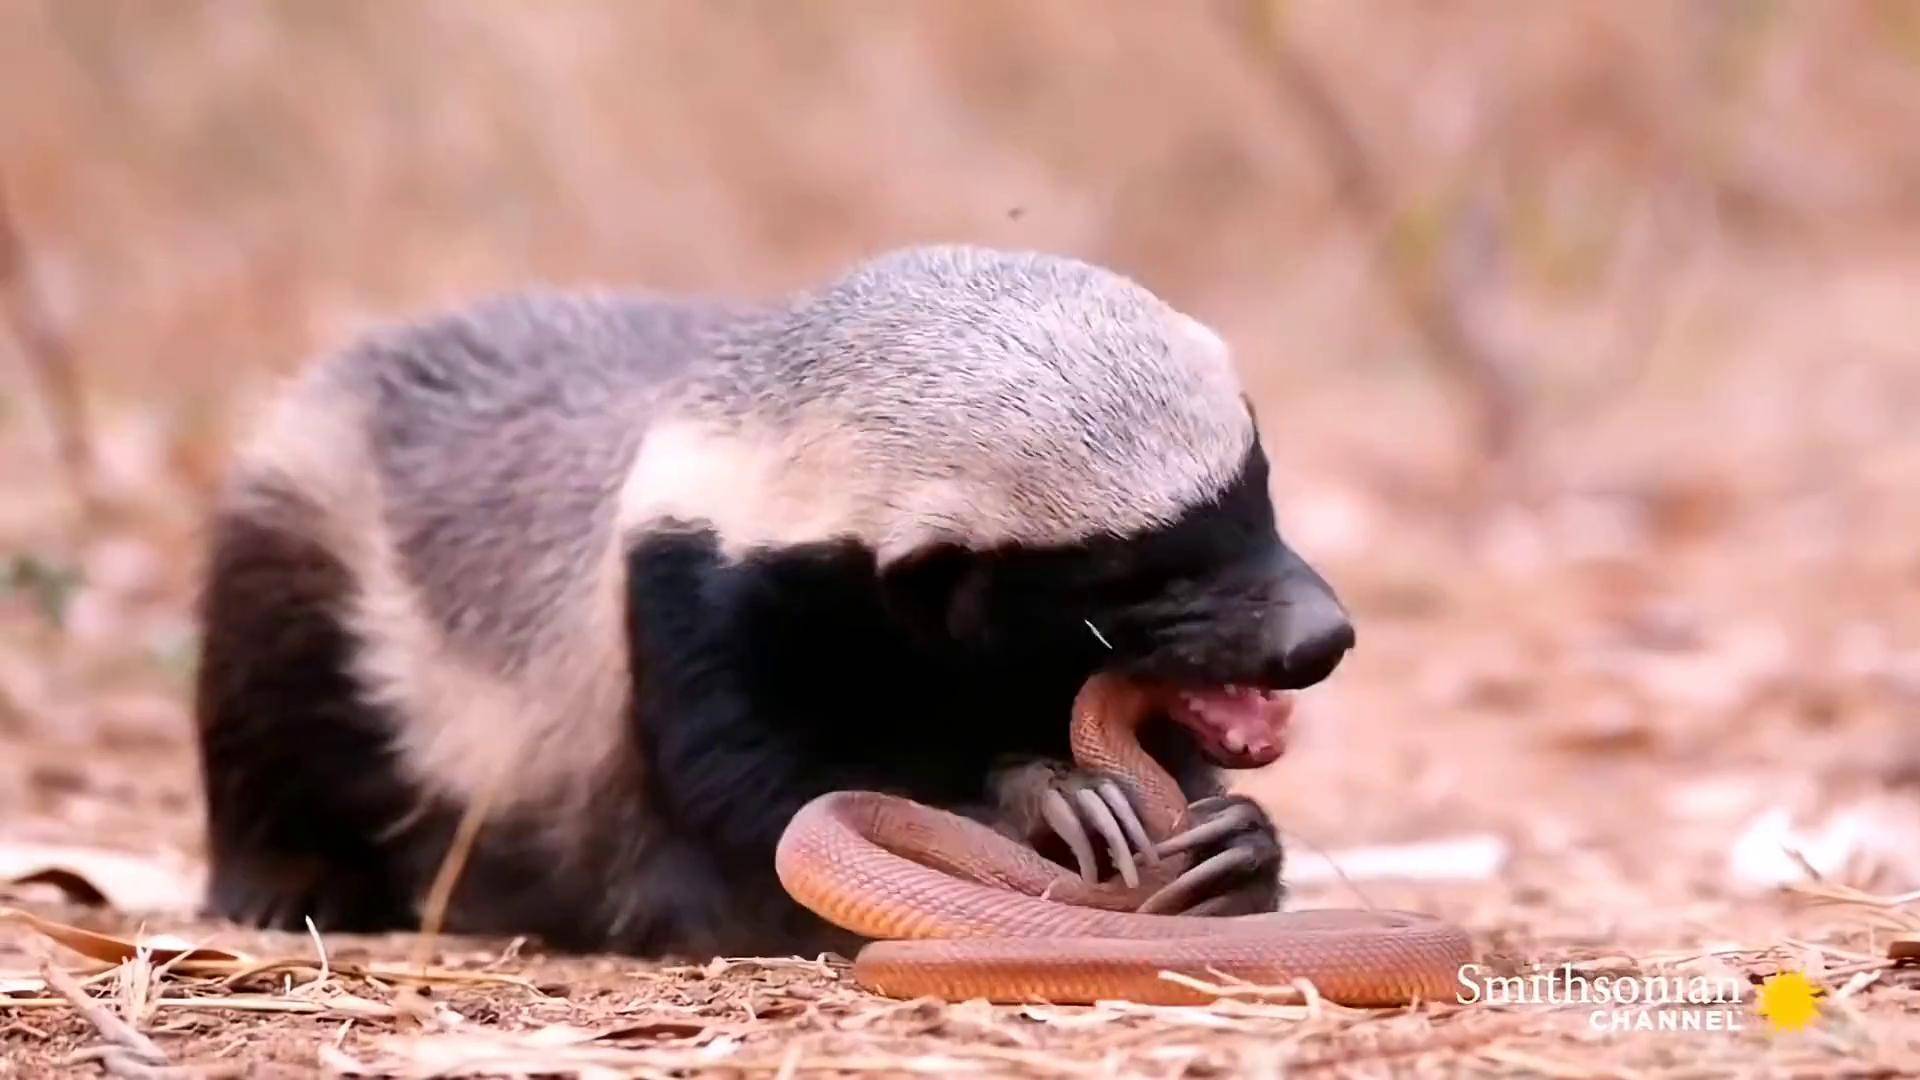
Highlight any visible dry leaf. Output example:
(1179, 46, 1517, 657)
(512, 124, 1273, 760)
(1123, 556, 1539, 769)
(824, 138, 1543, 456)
(0, 907, 246, 968)
(0, 841, 200, 912)
(2, 867, 108, 906)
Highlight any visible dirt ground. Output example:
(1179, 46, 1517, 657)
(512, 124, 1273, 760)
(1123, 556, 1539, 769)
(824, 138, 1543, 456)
(4, 267, 1917, 1074)
(6, 4, 1920, 1076)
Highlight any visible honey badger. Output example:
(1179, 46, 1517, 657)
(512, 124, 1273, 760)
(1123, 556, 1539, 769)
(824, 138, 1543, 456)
(193, 245, 1355, 956)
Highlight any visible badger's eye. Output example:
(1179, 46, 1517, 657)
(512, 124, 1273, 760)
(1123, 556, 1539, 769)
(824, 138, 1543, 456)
(1087, 565, 1184, 610)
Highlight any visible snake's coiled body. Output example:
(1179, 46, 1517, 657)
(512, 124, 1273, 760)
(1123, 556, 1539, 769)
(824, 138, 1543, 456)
(776, 676, 1473, 1006)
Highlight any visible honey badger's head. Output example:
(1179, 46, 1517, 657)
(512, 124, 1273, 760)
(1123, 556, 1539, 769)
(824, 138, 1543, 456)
(710, 246, 1352, 768)
(880, 443, 1350, 768)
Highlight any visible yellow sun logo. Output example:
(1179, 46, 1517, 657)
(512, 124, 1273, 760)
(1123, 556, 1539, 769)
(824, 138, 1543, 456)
(1755, 971, 1822, 1033)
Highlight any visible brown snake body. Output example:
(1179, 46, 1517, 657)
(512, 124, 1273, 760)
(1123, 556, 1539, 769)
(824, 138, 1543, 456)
(776, 675, 1473, 1005)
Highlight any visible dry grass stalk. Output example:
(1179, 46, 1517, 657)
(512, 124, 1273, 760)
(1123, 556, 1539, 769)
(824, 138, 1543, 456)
(0, 182, 95, 520)
(41, 959, 170, 1075)
(404, 736, 528, 986)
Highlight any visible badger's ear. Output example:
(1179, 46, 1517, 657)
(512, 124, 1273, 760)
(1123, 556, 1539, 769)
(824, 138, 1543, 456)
(878, 543, 990, 645)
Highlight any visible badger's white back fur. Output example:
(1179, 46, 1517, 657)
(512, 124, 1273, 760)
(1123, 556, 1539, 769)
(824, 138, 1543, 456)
(223, 246, 1255, 812)
(623, 246, 1252, 562)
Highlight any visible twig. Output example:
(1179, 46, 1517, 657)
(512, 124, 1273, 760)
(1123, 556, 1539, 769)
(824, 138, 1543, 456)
(1780, 936, 1882, 965)
(62, 1046, 244, 1080)
(2, 994, 385, 1017)
(1226, 0, 1527, 496)
(300, 915, 330, 994)
(203, 955, 540, 991)
(41, 962, 169, 1071)
(0, 182, 95, 517)
(400, 744, 519, 1023)
(1786, 880, 1920, 911)
(410, 767, 505, 975)
(1479, 1045, 1637, 1080)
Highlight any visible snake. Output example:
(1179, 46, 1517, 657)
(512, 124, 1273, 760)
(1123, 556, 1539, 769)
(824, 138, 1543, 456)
(775, 673, 1474, 1006)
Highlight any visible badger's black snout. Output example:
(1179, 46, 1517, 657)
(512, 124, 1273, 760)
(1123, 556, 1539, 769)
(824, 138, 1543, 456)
(1260, 570, 1354, 690)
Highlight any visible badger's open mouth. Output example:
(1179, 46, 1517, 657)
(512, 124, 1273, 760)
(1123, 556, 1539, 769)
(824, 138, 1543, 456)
(1162, 684, 1294, 769)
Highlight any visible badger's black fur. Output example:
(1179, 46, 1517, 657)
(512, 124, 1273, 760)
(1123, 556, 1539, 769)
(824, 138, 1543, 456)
(194, 246, 1354, 957)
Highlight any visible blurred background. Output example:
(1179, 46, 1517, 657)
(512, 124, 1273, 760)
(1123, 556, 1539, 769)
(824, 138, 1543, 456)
(2, 0, 1918, 957)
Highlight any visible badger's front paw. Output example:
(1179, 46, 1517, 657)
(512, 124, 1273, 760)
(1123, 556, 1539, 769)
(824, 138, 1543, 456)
(1137, 794, 1283, 916)
(989, 759, 1158, 889)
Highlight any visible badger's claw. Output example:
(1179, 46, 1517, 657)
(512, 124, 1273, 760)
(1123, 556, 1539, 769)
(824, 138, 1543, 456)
(1094, 780, 1155, 860)
(1136, 794, 1282, 916)
(992, 761, 1157, 888)
(1038, 782, 1151, 888)
(1155, 797, 1266, 859)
